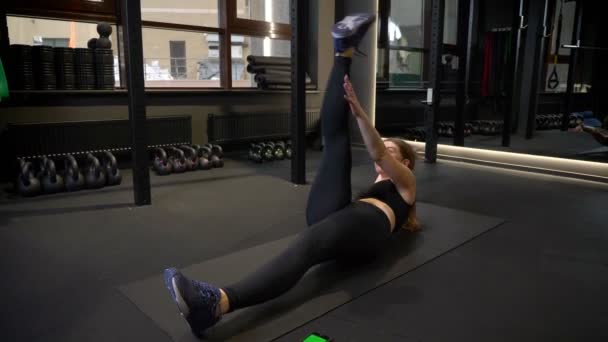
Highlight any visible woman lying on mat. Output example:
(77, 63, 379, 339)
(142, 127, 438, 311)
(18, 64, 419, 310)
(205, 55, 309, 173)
(163, 13, 419, 338)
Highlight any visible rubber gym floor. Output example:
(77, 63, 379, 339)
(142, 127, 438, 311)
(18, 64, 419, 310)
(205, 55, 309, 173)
(1, 147, 607, 342)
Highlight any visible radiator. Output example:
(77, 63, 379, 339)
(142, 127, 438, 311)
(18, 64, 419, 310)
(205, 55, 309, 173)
(207, 110, 320, 144)
(2, 116, 192, 159)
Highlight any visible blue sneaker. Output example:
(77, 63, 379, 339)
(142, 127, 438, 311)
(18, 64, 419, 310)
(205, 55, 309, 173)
(332, 13, 376, 54)
(163, 267, 222, 338)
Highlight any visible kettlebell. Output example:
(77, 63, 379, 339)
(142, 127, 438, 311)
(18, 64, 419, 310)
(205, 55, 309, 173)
(85, 153, 106, 189)
(198, 146, 212, 160)
(179, 145, 199, 171)
(153, 148, 172, 175)
(35, 156, 49, 179)
(102, 151, 122, 185)
(211, 144, 223, 158)
(41, 159, 65, 194)
(16, 160, 41, 197)
(168, 147, 187, 173)
(193, 145, 212, 170)
(210, 155, 224, 168)
(63, 154, 85, 192)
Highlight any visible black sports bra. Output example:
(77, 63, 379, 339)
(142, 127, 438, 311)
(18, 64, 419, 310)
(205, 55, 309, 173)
(356, 179, 411, 229)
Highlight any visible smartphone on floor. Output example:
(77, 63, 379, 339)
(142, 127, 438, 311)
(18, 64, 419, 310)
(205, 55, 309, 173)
(303, 332, 333, 342)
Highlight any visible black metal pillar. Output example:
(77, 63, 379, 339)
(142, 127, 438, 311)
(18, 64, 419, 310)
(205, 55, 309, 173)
(0, 7, 9, 59)
(121, 0, 151, 205)
(561, 0, 583, 131)
(290, 0, 306, 184)
(424, 0, 445, 163)
(525, 0, 551, 139)
(454, 0, 473, 147)
(503, 0, 526, 145)
(516, 0, 542, 134)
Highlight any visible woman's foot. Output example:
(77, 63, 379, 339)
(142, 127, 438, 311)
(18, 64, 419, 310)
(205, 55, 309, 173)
(163, 267, 222, 337)
(332, 13, 376, 54)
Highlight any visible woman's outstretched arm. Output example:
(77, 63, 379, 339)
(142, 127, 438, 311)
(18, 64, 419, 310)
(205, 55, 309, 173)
(343, 75, 415, 193)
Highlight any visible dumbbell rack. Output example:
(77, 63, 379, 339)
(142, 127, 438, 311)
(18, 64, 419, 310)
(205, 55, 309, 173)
(248, 140, 292, 164)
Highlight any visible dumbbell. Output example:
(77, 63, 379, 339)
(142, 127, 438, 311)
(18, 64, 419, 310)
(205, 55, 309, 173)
(495, 122, 504, 134)
(478, 121, 488, 135)
(541, 115, 550, 130)
(418, 128, 427, 141)
(285, 140, 292, 159)
(258, 142, 275, 162)
(544, 114, 553, 129)
(249, 143, 263, 163)
(568, 113, 577, 128)
(543, 115, 551, 130)
(167, 147, 187, 173)
(536, 115, 543, 130)
(273, 141, 286, 160)
(85, 153, 106, 188)
(552, 114, 561, 129)
(445, 123, 454, 137)
(464, 123, 473, 136)
(16, 158, 41, 197)
(488, 121, 498, 135)
(265, 142, 277, 161)
(101, 151, 122, 185)
(63, 154, 85, 191)
(469, 121, 480, 134)
(574, 113, 584, 126)
(153, 147, 172, 175)
(248, 143, 257, 161)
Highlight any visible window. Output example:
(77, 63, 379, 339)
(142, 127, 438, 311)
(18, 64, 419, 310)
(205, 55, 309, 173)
(141, 0, 292, 89)
(6, 0, 296, 90)
(6, 16, 120, 87)
(41, 38, 70, 47)
(170, 41, 187, 79)
(378, 0, 459, 88)
(231, 35, 290, 87)
(140, 0, 219, 27)
(142, 28, 221, 87)
(443, 0, 458, 45)
(237, 0, 290, 24)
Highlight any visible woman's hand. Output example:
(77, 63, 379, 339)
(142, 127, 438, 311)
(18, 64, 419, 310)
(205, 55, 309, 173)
(343, 75, 366, 118)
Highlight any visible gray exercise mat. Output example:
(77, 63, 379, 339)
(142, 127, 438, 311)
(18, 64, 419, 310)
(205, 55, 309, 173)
(119, 203, 504, 342)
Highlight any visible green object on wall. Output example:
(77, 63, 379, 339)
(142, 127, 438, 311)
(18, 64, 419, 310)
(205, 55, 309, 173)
(0, 57, 9, 102)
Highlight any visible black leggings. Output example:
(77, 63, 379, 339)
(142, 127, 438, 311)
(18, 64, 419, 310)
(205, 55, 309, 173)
(223, 57, 392, 311)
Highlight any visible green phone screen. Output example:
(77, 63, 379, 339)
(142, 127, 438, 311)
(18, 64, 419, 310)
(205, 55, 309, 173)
(303, 333, 329, 342)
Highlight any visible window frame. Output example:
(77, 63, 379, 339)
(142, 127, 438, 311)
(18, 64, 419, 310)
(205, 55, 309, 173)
(141, 0, 291, 89)
(6, 0, 117, 22)
(5, 0, 293, 90)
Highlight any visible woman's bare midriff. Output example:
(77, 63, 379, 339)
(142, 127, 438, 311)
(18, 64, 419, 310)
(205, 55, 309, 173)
(357, 198, 396, 232)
